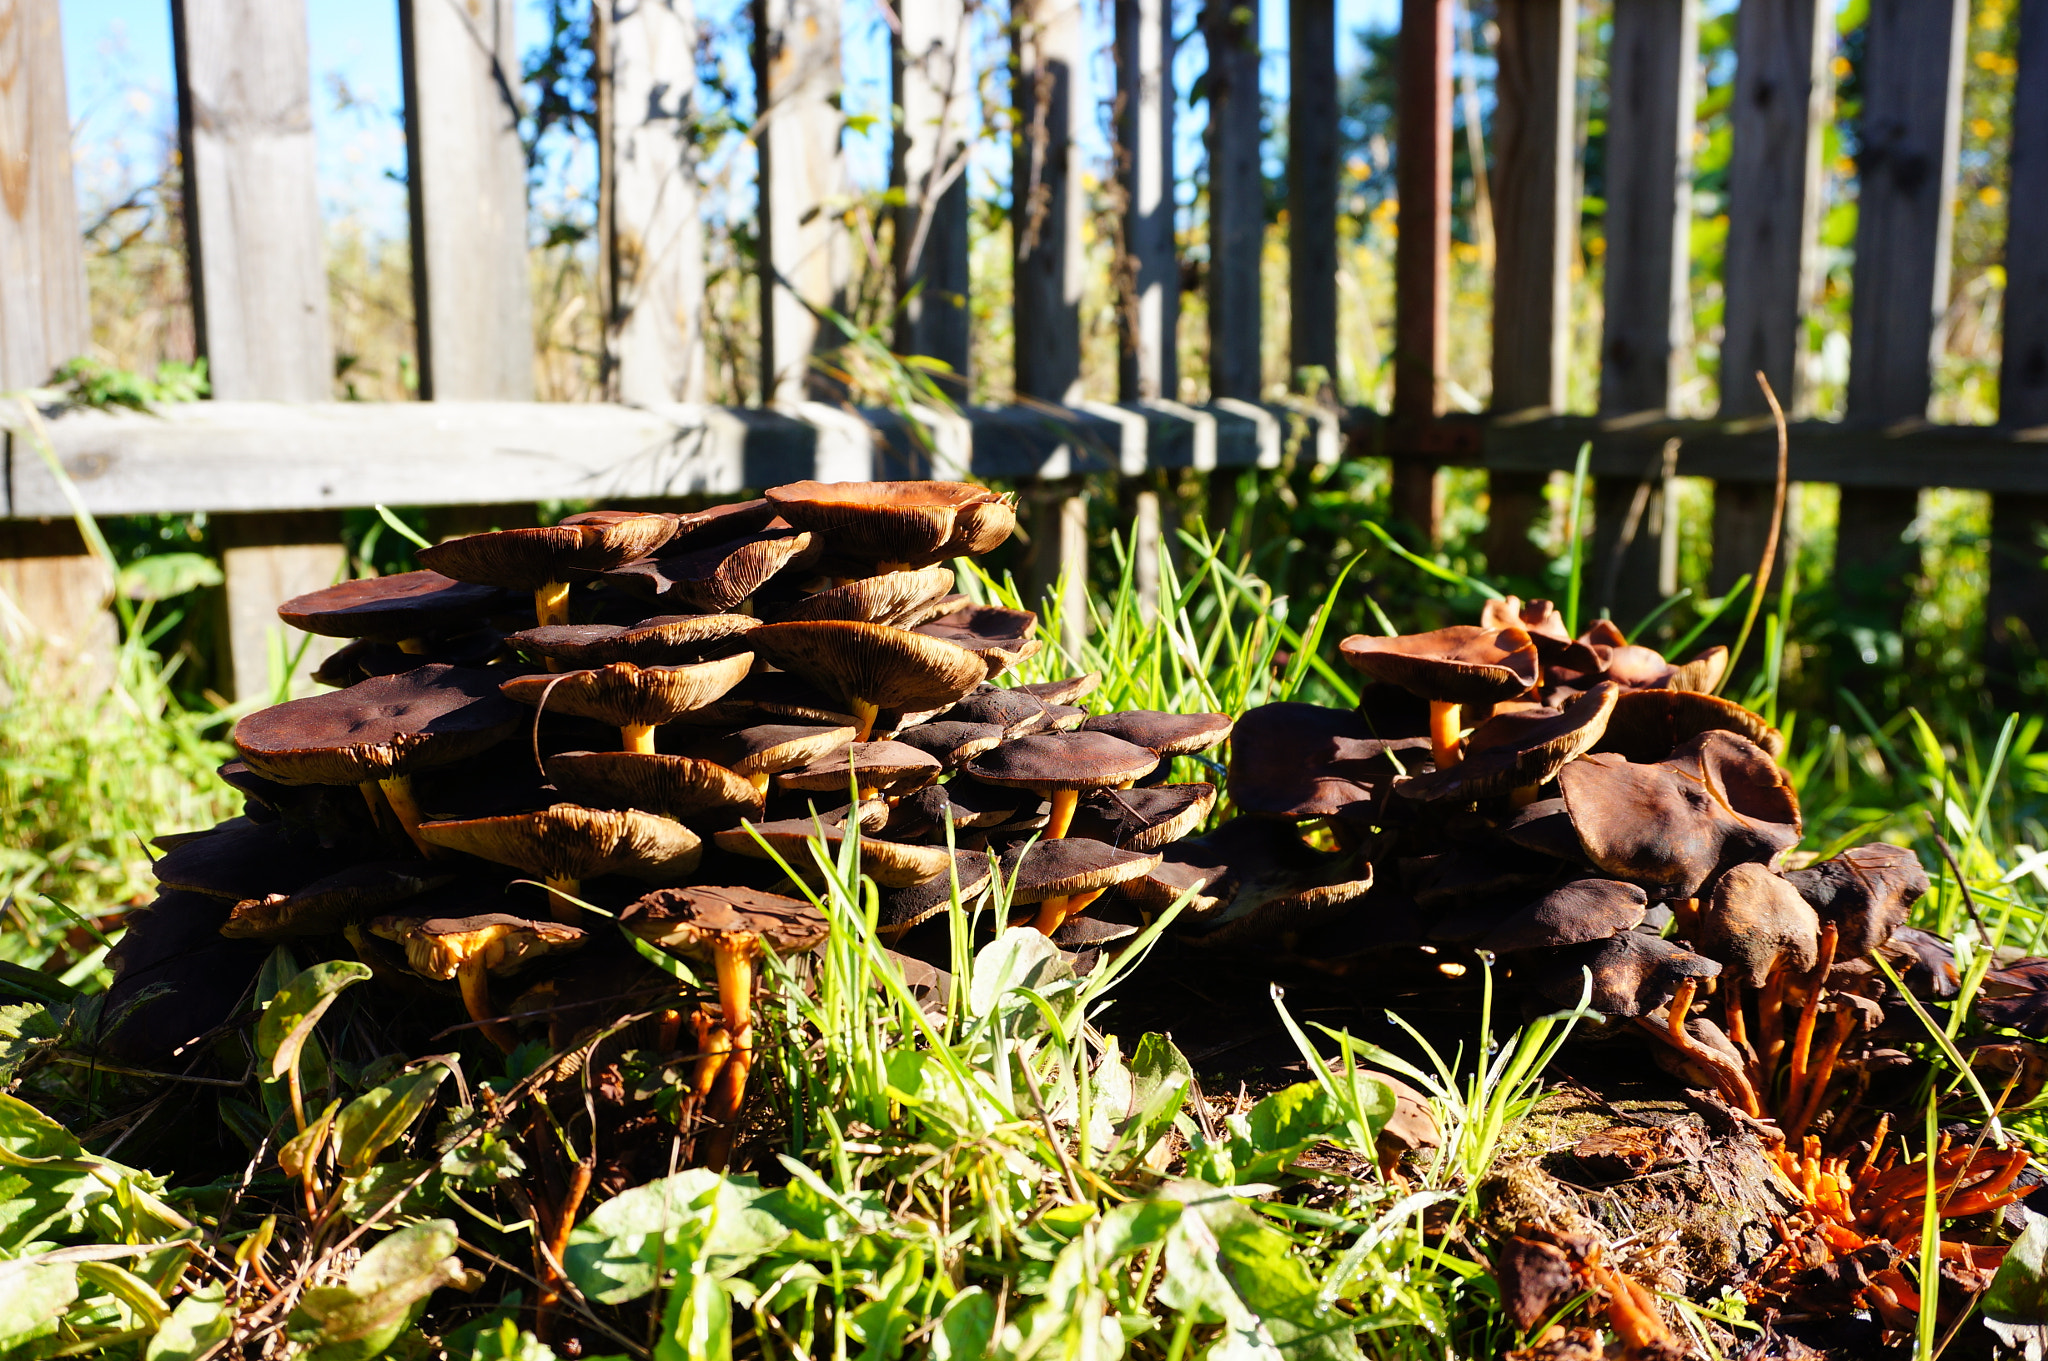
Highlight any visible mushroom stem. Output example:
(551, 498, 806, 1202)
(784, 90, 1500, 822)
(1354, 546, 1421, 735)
(712, 935, 757, 1034)
(1784, 1006, 1858, 1140)
(1643, 978, 1763, 1116)
(1045, 788, 1080, 841)
(703, 1042, 752, 1172)
(657, 1008, 683, 1052)
(747, 771, 772, 796)
(702, 937, 760, 1170)
(359, 781, 397, 836)
(1428, 701, 1463, 770)
(456, 959, 519, 1053)
(397, 637, 429, 655)
(850, 697, 880, 742)
(1032, 886, 1110, 936)
(621, 723, 658, 754)
(1786, 925, 1840, 1098)
(544, 876, 582, 924)
(1509, 783, 1541, 808)
(376, 776, 442, 859)
(535, 579, 572, 628)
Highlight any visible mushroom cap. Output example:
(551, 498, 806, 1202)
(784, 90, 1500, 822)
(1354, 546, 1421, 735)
(1122, 816, 1367, 927)
(1397, 682, 1621, 803)
(603, 528, 818, 612)
(416, 804, 702, 882)
(713, 817, 958, 886)
(1337, 625, 1541, 704)
(1009, 673, 1102, 707)
(278, 570, 515, 642)
(368, 911, 589, 979)
(1696, 862, 1822, 987)
(675, 672, 859, 728)
(543, 750, 764, 823)
(888, 780, 1033, 835)
(1590, 688, 1785, 763)
(747, 620, 989, 714)
(890, 720, 1008, 768)
(1497, 797, 1590, 864)
(153, 818, 343, 901)
(418, 513, 676, 590)
(232, 664, 525, 786)
(937, 685, 1050, 735)
(620, 885, 829, 957)
(222, 860, 450, 940)
(911, 604, 1043, 678)
(1782, 843, 1928, 958)
(1079, 709, 1235, 758)
(1554, 730, 1802, 899)
(1227, 701, 1429, 818)
(776, 567, 958, 626)
(778, 741, 944, 796)
(1521, 931, 1721, 1018)
(1069, 783, 1216, 852)
(996, 839, 1164, 905)
(499, 652, 754, 728)
(1479, 878, 1649, 955)
(763, 479, 1016, 565)
(879, 851, 994, 936)
(1480, 596, 1572, 646)
(965, 731, 1159, 793)
(661, 498, 783, 549)
(505, 613, 760, 667)
(675, 722, 857, 776)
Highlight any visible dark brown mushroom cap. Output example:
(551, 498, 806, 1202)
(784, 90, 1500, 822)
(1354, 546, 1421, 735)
(778, 741, 944, 796)
(712, 817, 957, 886)
(935, 685, 1050, 734)
(775, 567, 958, 626)
(620, 885, 829, 956)
(1665, 647, 1729, 694)
(1079, 709, 1235, 758)
(912, 604, 1043, 678)
(1480, 596, 1572, 647)
(1695, 862, 1821, 987)
(888, 780, 1033, 835)
(603, 528, 819, 612)
(416, 804, 702, 882)
(543, 751, 764, 823)
(880, 851, 993, 936)
(232, 664, 525, 786)
(368, 911, 589, 978)
(1009, 673, 1102, 707)
(890, 721, 1008, 768)
(764, 479, 1016, 565)
(965, 731, 1159, 793)
(674, 723, 857, 776)
(1555, 730, 1802, 899)
(418, 513, 676, 591)
(498, 652, 754, 728)
(505, 614, 760, 667)
(1050, 911, 1142, 950)
(1227, 701, 1430, 818)
(997, 839, 1163, 905)
(1397, 682, 1621, 803)
(1122, 816, 1363, 920)
(222, 860, 450, 940)
(662, 499, 784, 549)
(675, 672, 859, 729)
(1782, 843, 1928, 958)
(1521, 931, 1721, 1018)
(1590, 688, 1785, 763)
(153, 818, 343, 900)
(1479, 878, 1649, 955)
(278, 570, 515, 642)
(1337, 625, 1541, 704)
(747, 620, 989, 714)
(1070, 784, 1217, 852)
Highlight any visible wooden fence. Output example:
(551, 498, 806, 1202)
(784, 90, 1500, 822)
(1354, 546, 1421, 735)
(2, 0, 2045, 700)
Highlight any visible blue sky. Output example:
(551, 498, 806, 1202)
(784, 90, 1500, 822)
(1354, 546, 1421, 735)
(61, 0, 1403, 239)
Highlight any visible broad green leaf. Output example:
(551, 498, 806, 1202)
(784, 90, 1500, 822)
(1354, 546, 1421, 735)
(443, 1315, 557, 1361)
(78, 1257, 171, 1325)
(1986, 1212, 2048, 1357)
(1158, 1179, 1363, 1361)
(0, 1260, 77, 1351)
(146, 1285, 232, 1361)
(337, 1159, 445, 1225)
(1229, 1082, 1347, 1185)
(565, 1170, 790, 1305)
(931, 1287, 996, 1361)
(279, 1099, 341, 1180)
(0, 962, 76, 1006)
(287, 1218, 476, 1361)
(0, 1092, 97, 1170)
(0, 1004, 60, 1087)
(654, 1269, 731, 1361)
(1122, 1033, 1194, 1168)
(118, 552, 223, 602)
(335, 1064, 450, 1177)
(967, 928, 1071, 1022)
(257, 960, 371, 1085)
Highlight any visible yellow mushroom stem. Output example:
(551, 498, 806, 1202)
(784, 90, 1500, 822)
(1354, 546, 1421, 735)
(712, 934, 758, 1035)
(621, 723, 658, 754)
(397, 637, 429, 655)
(689, 1010, 730, 1101)
(1509, 783, 1542, 808)
(535, 579, 573, 629)
(1428, 701, 1463, 770)
(747, 771, 772, 795)
(702, 1042, 752, 1172)
(701, 935, 760, 1171)
(1671, 897, 1701, 936)
(544, 876, 582, 924)
(359, 781, 397, 836)
(657, 1008, 683, 1052)
(1031, 885, 1109, 936)
(850, 697, 881, 743)
(1044, 788, 1080, 841)
(375, 775, 441, 859)
(876, 560, 912, 573)
(455, 958, 519, 1053)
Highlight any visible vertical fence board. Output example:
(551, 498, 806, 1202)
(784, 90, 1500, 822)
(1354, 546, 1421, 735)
(756, 0, 848, 406)
(1116, 0, 1176, 403)
(401, 0, 534, 402)
(893, 0, 971, 392)
(1289, 0, 1338, 397)
(1206, 0, 1261, 401)
(176, 0, 344, 698)
(1590, 0, 1696, 623)
(1834, 0, 1966, 636)
(1486, 0, 1577, 581)
(597, 0, 706, 404)
(1713, 0, 1830, 593)
(1989, 0, 2048, 686)
(1392, 0, 1452, 541)
(0, 1, 109, 681)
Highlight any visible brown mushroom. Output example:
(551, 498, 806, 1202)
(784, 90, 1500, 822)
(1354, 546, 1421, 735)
(1079, 709, 1235, 761)
(996, 838, 1164, 934)
(1519, 930, 1721, 1019)
(1695, 862, 1821, 988)
(776, 740, 944, 801)
(278, 570, 515, 651)
(603, 526, 818, 613)
(418, 511, 676, 628)
(964, 731, 1159, 841)
(499, 652, 754, 753)
(879, 851, 994, 938)
(1226, 701, 1430, 822)
(932, 684, 1051, 735)
(671, 722, 858, 794)
(745, 620, 988, 741)
(763, 479, 1016, 568)
(1337, 624, 1540, 770)
(1591, 687, 1784, 763)
(1009, 673, 1102, 707)
(775, 566, 959, 626)
(1122, 816, 1374, 944)
(1781, 843, 1928, 958)
(911, 604, 1044, 678)
(889, 720, 1009, 769)
(504, 613, 760, 668)
(543, 750, 764, 825)
(1478, 878, 1648, 955)
(222, 860, 450, 940)
(1396, 681, 1620, 806)
(369, 912, 589, 1052)
(1068, 783, 1216, 852)
(415, 804, 702, 922)
(713, 816, 956, 886)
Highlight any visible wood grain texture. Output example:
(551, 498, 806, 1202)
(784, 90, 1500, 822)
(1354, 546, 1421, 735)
(214, 511, 345, 701)
(1014, 0, 1084, 402)
(172, 0, 332, 400)
(0, 0, 88, 391)
(596, 0, 706, 404)
(1392, 0, 1452, 541)
(1205, 0, 1262, 401)
(1116, 0, 1177, 402)
(0, 520, 114, 693)
(401, 0, 535, 400)
(755, 0, 847, 405)
(1289, 0, 1338, 392)
(893, 0, 971, 392)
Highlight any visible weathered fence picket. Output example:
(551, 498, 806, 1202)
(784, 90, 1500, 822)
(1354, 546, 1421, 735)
(1390, 0, 1453, 543)
(892, 0, 973, 393)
